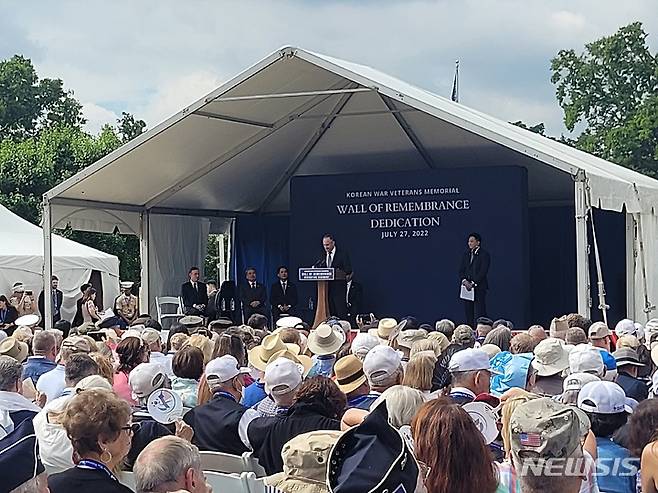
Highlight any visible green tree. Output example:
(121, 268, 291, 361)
(511, 120, 547, 136)
(0, 55, 85, 139)
(551, 22, 658, 177)
(117, 111, 146, 143)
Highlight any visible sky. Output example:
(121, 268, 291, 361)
(1, 0, 657, 136)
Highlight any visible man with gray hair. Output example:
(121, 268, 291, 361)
(363, 345, 403, 395)
(0, 355, 41, 427)
(22, 330, 58, 385)
(134, 436, 211, 493)
(435, 319, 455, 340)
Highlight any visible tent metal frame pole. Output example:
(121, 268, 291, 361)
(210, 87, 371, 102)
(575, 175, 591, 318)
(192, 111, 274, 128)
(258, 90, 356, 213)
(139, 210, 150, 315)
(144, 82, 353, 209)
(626, 213, 637, 320)
(42, 197, 54, 330)
(379, 95, 435, 169)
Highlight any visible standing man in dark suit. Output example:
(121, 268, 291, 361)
(318, 234, 352, 320)
(458, 232, 490, 328)
(239, 267, 267, 323)
(346, 272, 363, 326)
(38, 275, 63, 325)
(270, 266, 298, 321)
(181, 267, 208, 316)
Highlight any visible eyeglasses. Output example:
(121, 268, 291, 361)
(121, 423, 141, 434)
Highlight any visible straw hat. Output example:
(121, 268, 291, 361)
(334, 355, 367, 394)
(0, 338, 29, 363)
(248, 333, 300, 371)
(368, 318, 397, 342)
(307, 324, 345, 356)
(268, 349, 313, 376)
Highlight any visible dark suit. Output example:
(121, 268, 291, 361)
(458, 246, 490, 327)
(38, 289, 64, 324)
(205, 290, 219, 322)
(270, 280, 298, 320)
(346, 280, 363, 324)
(317, 247, 352, 319)
(181, 281, 208, 316)
(239, 282, 267, 322)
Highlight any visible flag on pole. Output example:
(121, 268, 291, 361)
(451, 60, 459, 103)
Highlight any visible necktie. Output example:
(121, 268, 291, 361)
(327, 252, 332, 268)
(193, 282, 197, 292)
(251, 282, 255, 289)
(282, 281, 286, 294)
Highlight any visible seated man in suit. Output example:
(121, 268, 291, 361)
(239, 267, 267, 323)
(270, 266, 298, 321)
(180, 267, 208, 316)
(205, 280, 219, 322)
(346, 272, 363, 326)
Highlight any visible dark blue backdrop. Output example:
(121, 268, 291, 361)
(289, 167, 529, 325)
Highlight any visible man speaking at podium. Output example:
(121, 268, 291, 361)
(317, 234, 352, 319)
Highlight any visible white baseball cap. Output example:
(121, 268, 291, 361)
(363, 345, 402, 384)
(205, 355, 250, 383)
(615, 319, 636, 337)
(141, 328, 161, 346)
(350, 333, 380, 360)
(577, 381, 633, 414)
(129, 362, 167, 399)
(264, 357, 304, 396)
(448, 348, 501, 374)
(563, 372, 601, 392)
(568, 344, 604, 376)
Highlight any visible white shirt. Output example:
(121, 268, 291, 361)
(346, 280, 353, 304)
(449, 386, 476, 399)
(150, 352, 174, 377)
(36, 365, 66, 403)
(33, 392, 75, 474)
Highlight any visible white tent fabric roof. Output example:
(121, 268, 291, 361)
(0, 204, 120, 320)
(45, 46, 658, 223)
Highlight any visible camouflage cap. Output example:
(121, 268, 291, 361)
(510, 397, 589, 460)
(452, 325, 475, 345)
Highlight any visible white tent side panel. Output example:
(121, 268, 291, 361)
(0, 205, 120, 321)
(632, 212, 658, 323)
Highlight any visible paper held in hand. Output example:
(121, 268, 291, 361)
(460, 284, 475, 301)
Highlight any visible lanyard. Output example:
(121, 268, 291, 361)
(77, 459, 118, 482)
(214, 391, 237, 403)
(0, 309, 5, 323)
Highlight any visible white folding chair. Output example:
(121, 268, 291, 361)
(120, 471, 136, 491)
(242, 451, 267, 477)
(204, 471, 250, 492)
(243, 471, 267, 493)
(199, 450, 246, 474)
(155, 296, 184, 328)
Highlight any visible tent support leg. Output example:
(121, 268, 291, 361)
(139, 210, 150, 315)
(626, 213, 637, 320)
(575, 177, 590, 318)
(42, 197, 53, 330)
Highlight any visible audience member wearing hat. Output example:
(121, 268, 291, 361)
(397, 329, 428, 362)
(306, 324, 346, 378)
(549, 316, 569, 340)
(615, 319, 637, 338)
(0, 419, 47, 493)
(255, 357, 304, 418)
(413, 398, 497, 493)
(126, 362, 181, 469)
(568, 344, 605, 377)
(448, 348, 500, 404)
(483, 326, 512, 352)
(613, 347, 648, 402)
(577, 381, 638, 493)
(0, 336, 28, 363)
(334, 355, 376, 410)
(141, 328, 173, 377)
(489, 351, 533, 397)
(530, 337, 570, 396)
(349, 333, 379, 361)
(330, 401, 419, 493)
(560, 372, 601, 405)
(589, 322, 612, 352)
(183, 355, 257, 456)
(368, 318, 397, 344)
(565, 327, 589, 346)
(247, 376, 344, 475)
(265, 430, 342, 493)
(37, 335, 93, 404)
(363, 345, 403, 398)
(509, 398, 590, 493)
(47, 389, 134, 493)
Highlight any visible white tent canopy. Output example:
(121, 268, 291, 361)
(0, 204, 119, 321)
(43, 46, 658, 324)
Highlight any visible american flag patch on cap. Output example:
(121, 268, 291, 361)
(519, 433, 542, 447)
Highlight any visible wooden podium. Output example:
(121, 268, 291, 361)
(298, 268, 335, 327)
